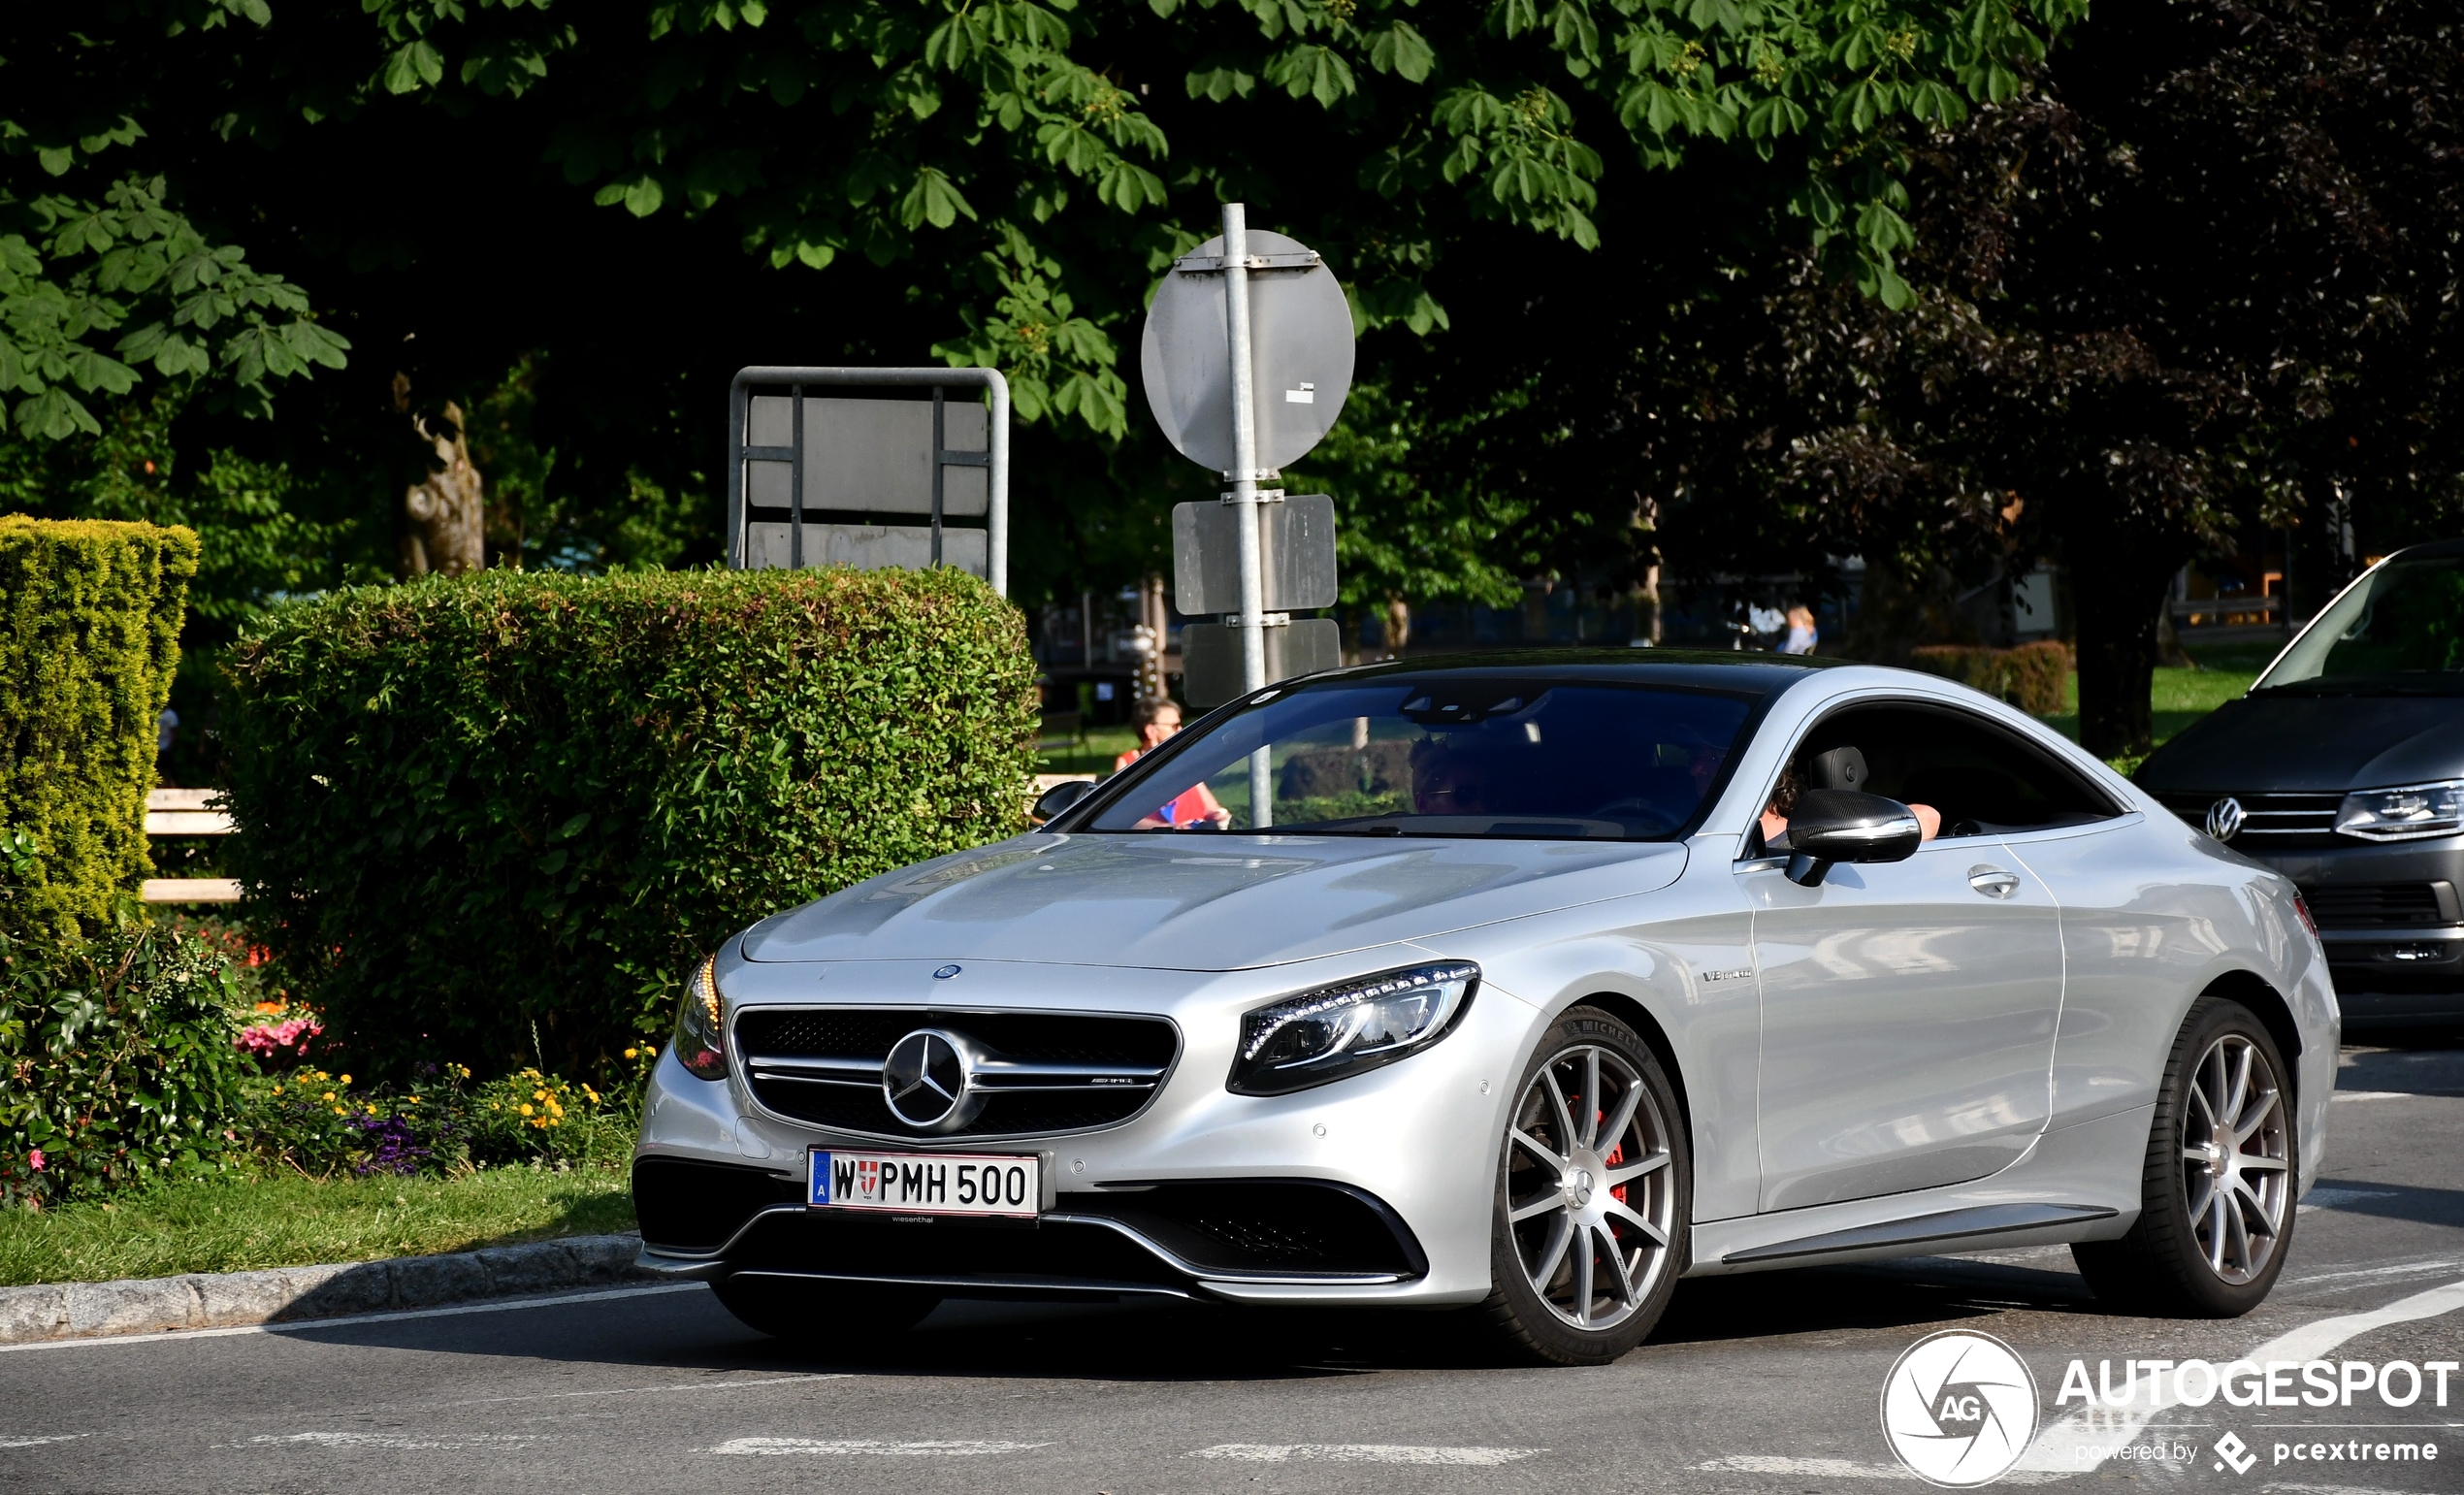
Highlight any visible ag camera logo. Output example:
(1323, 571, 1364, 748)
(1881, 1330, 2042, 1486)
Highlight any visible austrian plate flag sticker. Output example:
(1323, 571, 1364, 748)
(806, 1153, 885, 1207)
(1880, 1330, 2042, 1487)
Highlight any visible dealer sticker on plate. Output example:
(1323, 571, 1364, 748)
(808, 1148, 1040, 1219)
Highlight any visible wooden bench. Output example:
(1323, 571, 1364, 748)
(141, 789, 241, 904)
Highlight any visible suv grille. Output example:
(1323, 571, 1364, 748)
(734, 1007, 1179, 1140)
(2304, 883, 2453, 929)
(2156, 791, 2343, 846)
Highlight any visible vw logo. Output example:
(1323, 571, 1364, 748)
(2205, 796, 2246, 842)
(882, 1029, 978, 1131)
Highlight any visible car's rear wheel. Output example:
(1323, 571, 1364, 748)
(2074, 995, 2296, 1317)
(711, 1275, 941, 1340)
(1480, 1005, 1689, 1366)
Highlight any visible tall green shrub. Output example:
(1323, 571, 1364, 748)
(0, 918, 252, 1205)
(0, 517, 198, 937)
(220, 566, 1038, 1081)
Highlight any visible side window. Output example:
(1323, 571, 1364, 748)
(1789, 704, 2118, 839)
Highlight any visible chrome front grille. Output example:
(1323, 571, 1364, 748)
(733, 1006, 1180, 1140)
(2157, 792, 2344, 846)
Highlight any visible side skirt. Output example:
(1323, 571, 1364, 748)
(1686, 1103, 2154, 1276)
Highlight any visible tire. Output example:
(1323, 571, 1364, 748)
(2074, 995, 2297, 1317)
(1479, 1005, 1691, 1366)
(711, 1275, 940, 1340)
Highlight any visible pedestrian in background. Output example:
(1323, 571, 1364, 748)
(1117, 699, 1232, 829)
(1780, 605, 1819, 655)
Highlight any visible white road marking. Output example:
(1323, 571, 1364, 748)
(2268, 1485, 2445, 1495)
(1694, 1456, 1914, 1479)
(2018, 1276, 2464, 1476)
(0, 1282, 704, 1353)
(1691, 1455, 2069, 1483)
(245, 1432, 557, 1451)
(0, 1435, 87, 1449)
(442, 1373, 849, 1408)
(2301, 1187, 2402, 1214)
(1187, 1444, 1544, 1465)
(707, 1438, 1051, 1457)
(2293, 1257, 2464, 1288)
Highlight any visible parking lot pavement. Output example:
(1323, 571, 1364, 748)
(5, 1039, 2462, 1495)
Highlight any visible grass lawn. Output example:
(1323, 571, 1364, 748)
(0, 1164, 634, 1287)
(1038, 723, 1140, 777)
(2038, 641, 2277, 753)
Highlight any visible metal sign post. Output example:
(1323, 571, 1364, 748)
(1140, 204, 1356, 827)
(1218, 206, 1275, 824)
(726, 366, 1011, 596)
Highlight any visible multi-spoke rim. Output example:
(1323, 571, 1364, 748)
(1504, 1043, 1677, 1332)
(2180, 1032, 2291, 1285)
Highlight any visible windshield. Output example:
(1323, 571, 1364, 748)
(2259, 554, 2464, 695)
(1082, 678, 1756, 839)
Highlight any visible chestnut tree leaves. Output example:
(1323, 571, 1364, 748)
(0, 179, 347, 441)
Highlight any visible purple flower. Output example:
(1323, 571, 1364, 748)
(345, 1114, 430, 1176)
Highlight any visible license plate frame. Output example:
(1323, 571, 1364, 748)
(807, 1147, 1042, 1219)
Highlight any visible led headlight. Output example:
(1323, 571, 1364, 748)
(673, 953, 729, 1080)
(2335, 780, 2464, 841)
(1228, 961, 1480, 1097)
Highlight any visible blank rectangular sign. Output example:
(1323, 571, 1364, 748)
(744, 522, 988, 578)
(1180, 618, 1343, 706)
(1172, 494, 1338, 615)
(746, 396, 989, 517)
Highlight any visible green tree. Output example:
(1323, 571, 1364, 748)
(0, 0, 2088, 619)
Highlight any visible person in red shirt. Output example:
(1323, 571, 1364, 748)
(1117, 699, 1233, 829)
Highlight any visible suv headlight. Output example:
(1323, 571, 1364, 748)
(2335, 780, 2464, 841)
(1228, 961, 1480, 1097)
(673, 953, 729, 1080)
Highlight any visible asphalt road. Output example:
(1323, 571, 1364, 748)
(6, 1036, 2463, 1495)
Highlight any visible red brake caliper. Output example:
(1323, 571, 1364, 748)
(1602, 1105, 1627, 1205)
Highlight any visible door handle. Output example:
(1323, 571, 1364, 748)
(1968, 867, 2022, 899)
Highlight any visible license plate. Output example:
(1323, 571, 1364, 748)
(807, 1148, 1040, 1219)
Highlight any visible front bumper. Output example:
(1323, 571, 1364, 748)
(2251, 835, 2464, 1024)
(631, 1154, 1428, 1303)
(632, 954, 1532, 1307)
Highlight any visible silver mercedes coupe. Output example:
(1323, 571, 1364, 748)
(632, 653, 2337, 1365)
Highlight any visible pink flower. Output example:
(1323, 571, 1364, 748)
(28, 1150, 43, 1172)
(237, 1016, 325, 1058)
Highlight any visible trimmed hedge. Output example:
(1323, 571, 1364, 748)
(0, 517, 198, 937)
(1906, 640, 2071, 716)
(220, 566, 1038, 1081)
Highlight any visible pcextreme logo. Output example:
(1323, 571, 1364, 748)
(1879, 1331, 2041, 1487)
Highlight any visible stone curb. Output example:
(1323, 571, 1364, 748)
(0, 1233, 653, 1345)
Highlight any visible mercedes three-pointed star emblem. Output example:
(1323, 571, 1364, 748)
(882, 1029, 974, 1129)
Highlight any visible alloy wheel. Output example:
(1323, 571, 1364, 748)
(2180, 1032, 2291, 1285)
(1504, 1042, 1678, 1331)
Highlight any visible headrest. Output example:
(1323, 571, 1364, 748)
(1812, 745, 1868, 792)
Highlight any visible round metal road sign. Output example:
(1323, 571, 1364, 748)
(1140, 228, 1354, 473)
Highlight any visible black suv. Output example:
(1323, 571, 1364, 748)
(2138, 538, 2464, 1024)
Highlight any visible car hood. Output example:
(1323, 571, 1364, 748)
(739, 832, 1690, 971)
(2138, 693, 2464, 794)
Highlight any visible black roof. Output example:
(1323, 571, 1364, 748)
(1284, 647, 1847, 699)
(2383, 537, 2464, 562)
